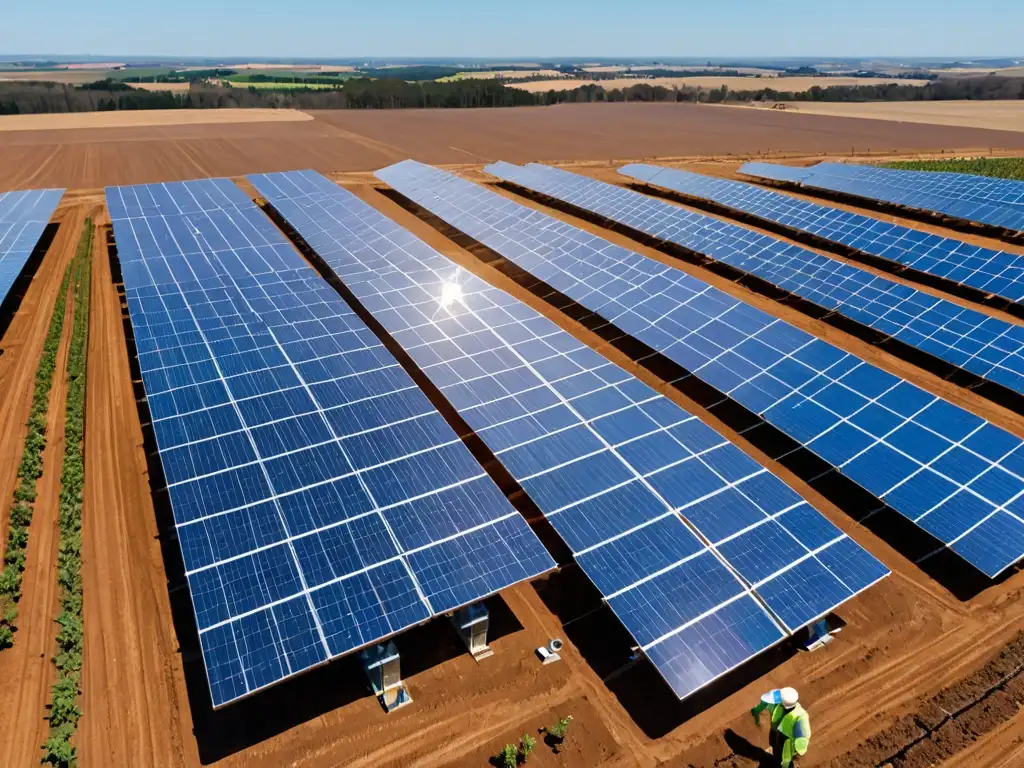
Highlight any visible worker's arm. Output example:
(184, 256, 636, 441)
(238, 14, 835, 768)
(750, 701, 770, 725)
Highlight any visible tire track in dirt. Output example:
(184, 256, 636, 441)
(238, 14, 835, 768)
(78, 217, 195, 768)
(0, 209, 80, 768)
(20, 144, 65, 189)
(312, 119, 408, 163)
(168, 139, 212, 179)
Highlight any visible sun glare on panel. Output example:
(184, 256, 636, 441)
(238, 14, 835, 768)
(439, 279, 464, 311)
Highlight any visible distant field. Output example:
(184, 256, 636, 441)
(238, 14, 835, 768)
(582, 65, 777, 76)
(128, 82, 191, 93)
(0, 108, 313, 132)
(439, 69, 563, 82)
(217, 63, 356, 72)
(511, 75, 932, 93)
(881, 156, 1024, 180)
(0, 69, 113, 84)
(107, 67, 176, 81)
(769, 100, 1024, 133)
(226, 71, 357, 83)
(935, 66, 1024, 77)
(227, 81, 343, 89)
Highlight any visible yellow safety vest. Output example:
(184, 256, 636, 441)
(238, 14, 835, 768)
(770, 703, 811, 766)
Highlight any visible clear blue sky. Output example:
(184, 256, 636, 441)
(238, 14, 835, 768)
(4, 0, 1022, 59)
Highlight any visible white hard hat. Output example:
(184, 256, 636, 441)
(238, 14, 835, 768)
(760, 687, 800, 707)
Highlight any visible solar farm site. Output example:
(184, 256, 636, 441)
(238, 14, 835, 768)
(0, 115, 1023, 768)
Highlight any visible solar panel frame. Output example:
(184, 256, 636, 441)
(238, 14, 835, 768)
(0, 188, 64, 315)
(482, 161, 1024, 399)
(249, 168, 891, 699)
(373, 160, 1024, 579)
(106, 177, 556, 708)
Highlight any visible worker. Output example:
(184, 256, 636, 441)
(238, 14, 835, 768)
(750, 687, 811, 767)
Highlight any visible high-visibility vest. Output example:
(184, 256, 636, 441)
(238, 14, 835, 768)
(770, 704, 811, 765)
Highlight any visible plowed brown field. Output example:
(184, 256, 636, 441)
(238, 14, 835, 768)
(3, 103, 1024, 189)
(0, 107, 1022, 768)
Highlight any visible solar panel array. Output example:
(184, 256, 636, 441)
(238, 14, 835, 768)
(105, 178, 555, 708)
(0, 188, 64, 312)
(740, 161, 1024, 236)
(248, 168, 890, 700)
(487, 161, 1024, 398)
(375, 160, 1024, 579)
(622, 163, 1024, 305)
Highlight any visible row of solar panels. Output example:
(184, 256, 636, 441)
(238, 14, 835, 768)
(100, 161, 1024, 710)
(741, 161, 1024, 240)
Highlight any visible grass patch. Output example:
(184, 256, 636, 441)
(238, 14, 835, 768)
(42, 219, 91, 768)
(881, 157, 1024, 181)
(0, 234, 77, 649)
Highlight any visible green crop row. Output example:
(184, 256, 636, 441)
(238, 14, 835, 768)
(882, 157, 1024, 181)
(42, 221, 92, 768)
(0, 236, 77, 649)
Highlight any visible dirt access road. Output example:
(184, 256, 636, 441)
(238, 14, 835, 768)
(3, 103, 1024, 189)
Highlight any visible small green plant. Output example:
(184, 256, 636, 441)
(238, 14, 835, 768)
(519, 733, 536, 761)
(41, 724, 76, 768)
(498, 743, 519, 768)
(547, 715, 573, 741)
(41, 219, 92, 766)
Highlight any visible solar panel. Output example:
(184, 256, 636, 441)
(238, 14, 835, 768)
(740, 162, 1024, 236)
(0, 188, 64, 313)
(249, 168, 890, 700)
(795, 163, 1024, 212)
(481, 162, 1024, 399)
(374, 160, 1024, 579)
(619, 163, 1024, 305)
(105, 178, 555, 708)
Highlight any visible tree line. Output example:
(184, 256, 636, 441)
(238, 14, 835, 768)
(0, 74, 1020, 115)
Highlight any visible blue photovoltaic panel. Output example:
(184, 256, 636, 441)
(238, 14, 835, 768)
(483, 162, 1024, 398)
(374, 160, 1024, 579)
(0, 188, 64, 314)
(105, 178, 555, 708)
(722, 164, 1024, 305)
(786, 163, 1024, 212)
(249, 168, 890, 700)
(740, 161, 1024, 237)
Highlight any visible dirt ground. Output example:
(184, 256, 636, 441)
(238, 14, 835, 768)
(0, 69, 111, 85)
(0, 104, 1024, 191)
(511, 76, 933, 93)
(0, 114, 1022, 767)
(760, 100, 1024, 133)
(3, 103, 1024, 190)
(0, 109, 313, 133)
